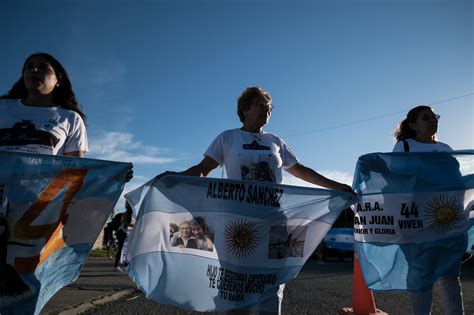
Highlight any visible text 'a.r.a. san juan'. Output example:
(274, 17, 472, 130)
(353, 201, 396, 236)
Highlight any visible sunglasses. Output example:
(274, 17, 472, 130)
(255, 101, 274, 112)
(419, 114, 440, 121)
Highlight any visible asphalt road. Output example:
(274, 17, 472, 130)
(80, 259, 474, 315)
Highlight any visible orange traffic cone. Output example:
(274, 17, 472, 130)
(339, 247, 387, 315)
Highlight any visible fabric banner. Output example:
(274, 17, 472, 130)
(0, 151, 130, 314)
(124, 175, 355, 312)
(352, 150, 474, 291)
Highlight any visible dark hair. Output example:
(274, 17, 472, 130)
(0, 52, 86, 123)
(237, 86, 271, 123)
(393, 105, 434, 141)
(190, 216, 214, 241)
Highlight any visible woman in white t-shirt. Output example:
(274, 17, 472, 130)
(393, 105, 464, 315)
(162, 87, 354, 192)
(0, 52, 88, 157)
(160, 86, 354, 315)
(393, 105, 453, 153)
(0, 52, 90, 305)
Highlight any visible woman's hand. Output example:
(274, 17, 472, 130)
(335, 183, 356, 195)
(155, 156, 220, 180)
(155, 171, 178, 180)
(125, 166, 134, 182)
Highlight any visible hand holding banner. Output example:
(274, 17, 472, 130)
(352, 150, 474, 291)
(125, 175, 355, 312)
(0, 151, 130, 315)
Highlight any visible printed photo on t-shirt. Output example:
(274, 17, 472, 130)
(240, 161, 275, 182)
(239, 143, 276, 182)
(0, 120, 59, 154)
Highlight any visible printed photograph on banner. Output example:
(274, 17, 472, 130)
(268, 225, 307, 259)
(170, 216, 215, 251)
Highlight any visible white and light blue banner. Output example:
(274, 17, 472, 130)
(0, 151, 130, 314)
(353, 150, 474, 291)
(125, 175, 355, 312)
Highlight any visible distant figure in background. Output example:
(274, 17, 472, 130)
(393, 105, 464, 315)
(114, 202, 134, 271)
(103, 211, 125, 250)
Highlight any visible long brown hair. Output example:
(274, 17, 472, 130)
(1, 52, 86, 123)
(393, 105, 433, 141)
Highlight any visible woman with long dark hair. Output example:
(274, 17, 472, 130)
(0, 52, 89, 308)
(0, 52, 88, 156)
(393, 105, 451, 152)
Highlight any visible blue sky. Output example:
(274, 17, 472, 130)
(1, 0, 472, 211)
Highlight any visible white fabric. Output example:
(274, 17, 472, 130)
(392, 138, 453, 152)
(0, 99, 88, 155)
(204, 129, 298, 184)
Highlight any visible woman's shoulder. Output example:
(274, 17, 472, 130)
(434, 141, 453, 151)
(215, 128, 244, 139)
(393, 138, 453, 152)
(53, 107, 85, 125)
(261, 131, 286, 143)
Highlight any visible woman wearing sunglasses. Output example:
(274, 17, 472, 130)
(160, 86, 354, 314)
(393, 105, 451, 152)
(162, 86, 354, 192)
(393, 105, 464, 315)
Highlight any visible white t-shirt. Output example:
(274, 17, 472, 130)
(392, 138, 453, 152)
(204, 128, 299, 184)
(0, 99, 88, 155)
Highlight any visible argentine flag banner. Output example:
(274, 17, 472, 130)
(125, 175, 355, 312)
(353, 150, 474, 291)
(0, 151, 130, 315)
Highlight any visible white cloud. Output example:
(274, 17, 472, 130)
(89, 131, 178, 164)
(282, 169, 353, 188)
(90, 59, 127, 86)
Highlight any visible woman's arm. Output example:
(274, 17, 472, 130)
(286, 163, 354, 193)
(64, 151, 84, 157)
(158, 156, 220, 179)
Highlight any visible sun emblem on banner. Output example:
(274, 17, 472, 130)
(425, 194, 464, 233)
(225, 220, 260, 257)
